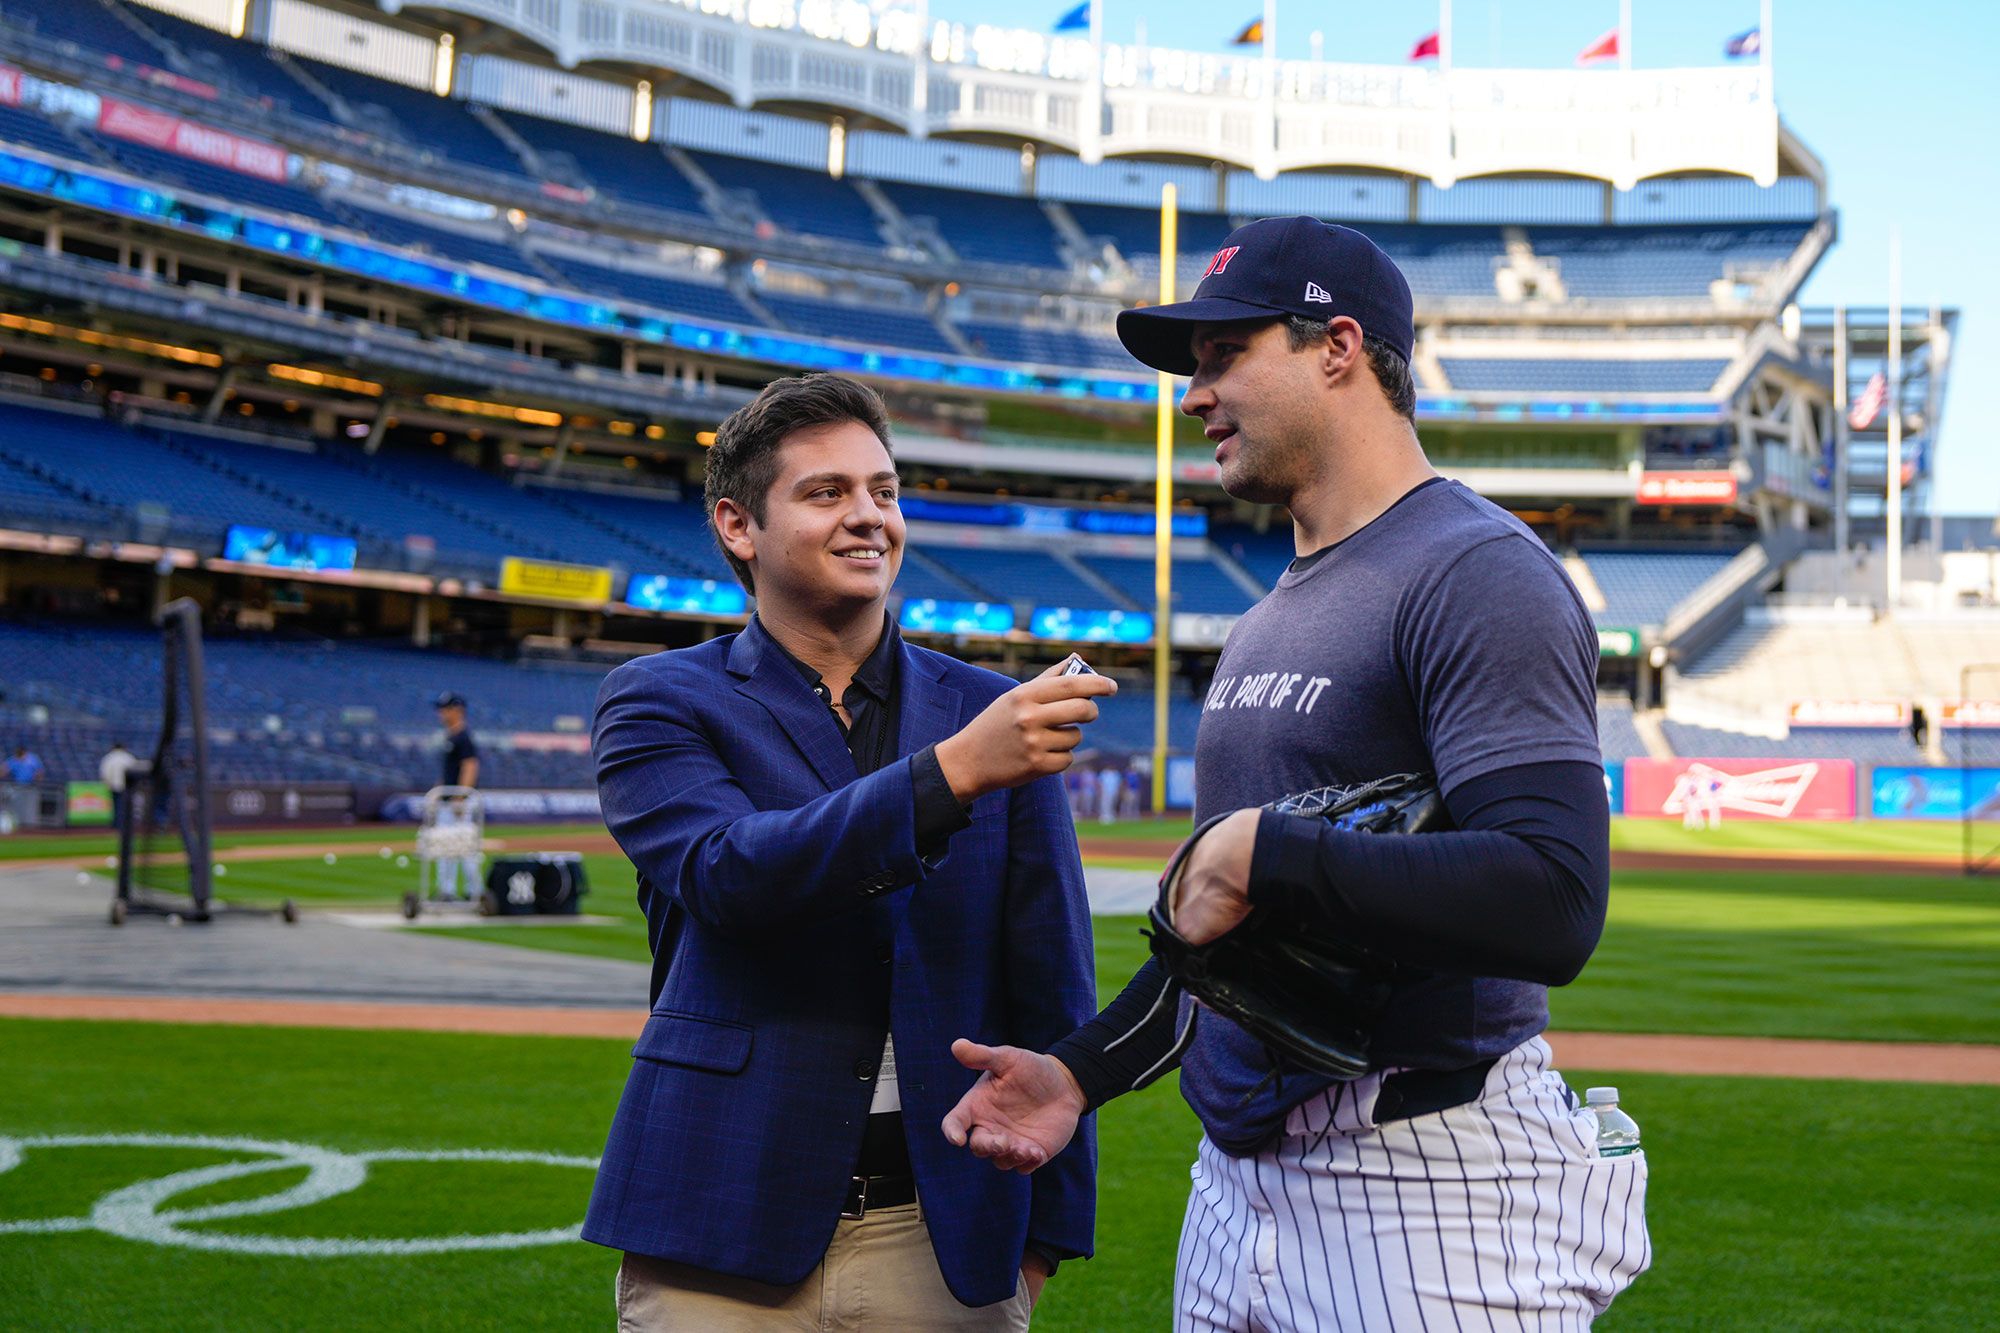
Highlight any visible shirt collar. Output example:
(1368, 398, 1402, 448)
(764, 613, 900, 705)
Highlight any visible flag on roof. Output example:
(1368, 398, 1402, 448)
(1577, 27, 1619, 64)
(1849, 371, 1889, 431)
(1053, 1, 1090, 33)
(1232, 17, 1265, 45)
(1724, 27, 1762, 58)
(1409, 31, 1441, 61)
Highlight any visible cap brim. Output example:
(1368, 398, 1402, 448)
(1116, 297, 1288, 375)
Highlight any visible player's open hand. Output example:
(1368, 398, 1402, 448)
(1169, 807, 1260, 945)
(934, 662, 1117, 804)
(940, 1039, 1088, 1174)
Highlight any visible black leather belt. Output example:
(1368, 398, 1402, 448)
(840, 1172, 916, 1219)
(1374, 1058, 1498, 1124)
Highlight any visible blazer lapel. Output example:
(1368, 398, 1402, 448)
(896, 641, 963, 760)
(727, 620, 859, 793)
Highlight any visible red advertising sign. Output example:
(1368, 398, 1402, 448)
(1636, 471, 1738, 505)
(1941, 701, 2000, 728)
(1623, 758, 1856, 821)
(97, 97, 289, 182)
(1788, 699, 1910, 727)
(0, 64, 21, 108)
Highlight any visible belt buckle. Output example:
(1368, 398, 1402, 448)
(841, 1175, 869, 1220)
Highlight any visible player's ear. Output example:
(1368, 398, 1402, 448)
(1321, 316, 1365, 385)
(712, 496, 758, 566)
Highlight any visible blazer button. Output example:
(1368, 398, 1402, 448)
(854, 1058, 878, 1081)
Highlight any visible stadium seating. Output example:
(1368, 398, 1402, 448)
(83, 132, 344, 225)
(687, 151, 885, 248)
(1370, 225, 1508, 299)
(1211, 525, 1296, 589)
(1, 0, 164, 67)
(1064, 203, 1236, 274)
(1597, 698, 1648, 762)
(1579, 549, 1738, 626)
(492, 111, 708, 216)
(1678, 613, 2000, 707)
(954, 321, 1130, 372)
(758, 291, 955, 355)
(331, 203, 539, 277)
(916, 547, 1125, 611)
(0, 101, 92, 161)
(533, 253, 761, 327)
(290, 57, 526, 179)
(1530, 224, 1811, 300)
(1661, 721, 1921, 764)
(118, 2, 334, 117)
(1075, 554, 1256, 616)
(1441, 359, 1730, 394)
(873, 182, 1065, 268)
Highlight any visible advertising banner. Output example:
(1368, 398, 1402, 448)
(625, 573, 746, 616)
(1636, 471, 1738, 505)
(1029, 606, 1153, 644)
(499, 557, 614, 604)
(65, 781, 112, 827)
(210, 782, 355, 827)
(1871, 767, 2000, 820)
(1941, 701, 2000, 728)
(1604, 762, 1624, 815)
(1788, 699, 1909, 727)
(899, 599, 1015, 636)
(96, 97, 288, 182)
(224, 525, 359, 573)
(1622, 757, 1856, 821)
(381, 788, 600, 822)
(0, 65, 20, 108)
(1597, 627, 1641, 658)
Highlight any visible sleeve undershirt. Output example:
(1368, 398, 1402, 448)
(1048, 758, 1610, 1110)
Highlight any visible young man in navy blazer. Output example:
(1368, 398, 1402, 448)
(584, 372, 1115, 1328)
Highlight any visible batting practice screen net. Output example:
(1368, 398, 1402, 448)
(116, 598, 214, 919)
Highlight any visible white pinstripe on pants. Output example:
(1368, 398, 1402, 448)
(1174, 1037, 1650, 1331)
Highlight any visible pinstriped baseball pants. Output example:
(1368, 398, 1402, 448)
(1174, 1037, 1650, 1332)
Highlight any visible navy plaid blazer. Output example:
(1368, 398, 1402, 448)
(581, 617, 1098, 1307)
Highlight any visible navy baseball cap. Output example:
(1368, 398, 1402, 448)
(1116, 217, 1415, 375)
(434, 691, 467, 709)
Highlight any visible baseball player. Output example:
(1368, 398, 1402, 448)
(432, 690, 482, 900)
(941, 218, 1649, 1329)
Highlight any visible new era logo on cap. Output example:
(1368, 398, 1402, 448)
(1114, 216, 1417, 376)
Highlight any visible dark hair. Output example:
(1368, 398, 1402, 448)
(1282, 316, 1418, 423)
(704, 373, 894, 593)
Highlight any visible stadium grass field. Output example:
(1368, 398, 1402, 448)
(5, 818, 1997, 1328)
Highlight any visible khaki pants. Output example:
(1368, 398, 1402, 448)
(616, 1202, 1032, 1332)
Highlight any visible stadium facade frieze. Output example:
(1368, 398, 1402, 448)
(377, 0, 1780, 186)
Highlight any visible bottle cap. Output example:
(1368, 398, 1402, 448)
(1584, 1087, 1619, 1105)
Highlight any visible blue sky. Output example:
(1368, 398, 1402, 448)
(929, 0, 1996, 514)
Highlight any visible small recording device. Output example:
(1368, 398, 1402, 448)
(1060, 654, 1095, 677)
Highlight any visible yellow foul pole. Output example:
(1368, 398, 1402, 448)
(1150, 183, 1178, 815)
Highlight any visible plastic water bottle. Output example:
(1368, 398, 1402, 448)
(1584, 1087, 1641, 1157)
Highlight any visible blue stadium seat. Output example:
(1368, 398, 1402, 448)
(119, 2, 333, 118)
(1441, 359, 1730, 394)
(1531, 224, 1811, 300)
(3, 0, 164, 66)
(759, 292, 955, 356)
(0, 102, 92, 162)
(873, 182, 1064, 268)
(1210, 525, 1295, 588)
(954, 321, 1129, 372)
(1075, 554, 1255, 615)
(291, 57, 526, 178)
(335, 203, 539, 277)
(536, 253, 762, 327)
(492, 111, 709, 217)
(83, 132, 342, 225)
(1064, 203, 1235, 269)
(1597, 698, 1646, 762)
(917, 547, 1127, 610)
(688, 150, 885, 247)
(1661, 721, 1921, 764)
(1580, 550, 1738, 627)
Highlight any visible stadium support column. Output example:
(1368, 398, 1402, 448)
(412, 597, 431, 648)
(1151, 184, 1177, 815)
(200, 364, 239, 426)
(1887, 229, 1903, 610)
(1833, 306, 1850, 554)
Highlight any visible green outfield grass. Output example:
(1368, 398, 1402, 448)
(0, 824, 611, 863)
(3, 1019, 1993, 1330)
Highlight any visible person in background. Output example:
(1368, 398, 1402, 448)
(98, 741, 138, 832)
(6, 745, 44, 785)
(432, 691, 482, 901)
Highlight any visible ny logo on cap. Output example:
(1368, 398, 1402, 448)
(1304, 282, 1332, 303)
(1201, 246, 1241, 279)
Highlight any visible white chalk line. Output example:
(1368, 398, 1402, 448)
(0, 1132, 599, 1256)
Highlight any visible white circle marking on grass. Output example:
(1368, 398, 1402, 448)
(0, 1133, 597, 1256)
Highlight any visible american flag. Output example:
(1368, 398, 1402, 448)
(1848, 371, 1889, 431)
